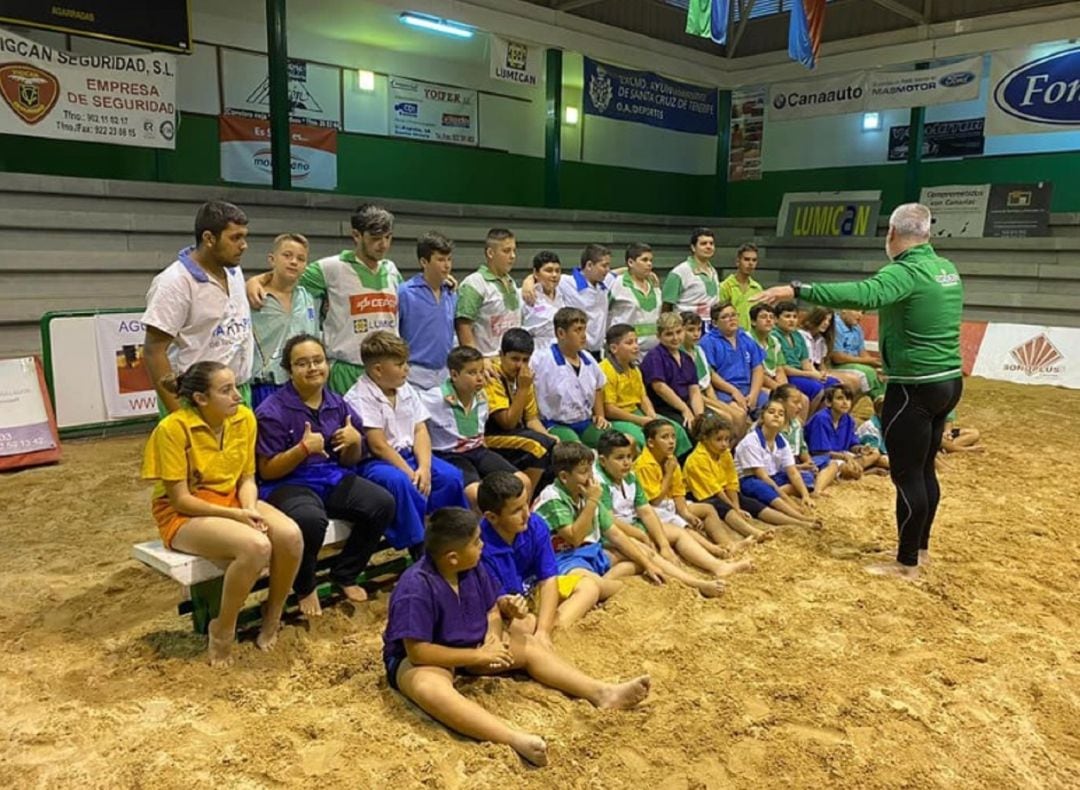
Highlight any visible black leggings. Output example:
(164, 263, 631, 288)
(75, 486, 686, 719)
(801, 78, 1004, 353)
(881, 378, 963, 566)
(267, 474, 395, 596)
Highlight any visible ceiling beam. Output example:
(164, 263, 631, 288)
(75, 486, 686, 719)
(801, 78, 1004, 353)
(728, 0, 757, 58)
(870, 0, 926, 25)
(554, 0, 608, 11)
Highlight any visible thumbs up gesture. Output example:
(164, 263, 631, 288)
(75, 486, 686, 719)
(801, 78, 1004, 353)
(331, 414, 362, 454)
(300, 421, 329, 458)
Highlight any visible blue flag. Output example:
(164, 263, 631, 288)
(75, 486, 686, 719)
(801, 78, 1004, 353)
(789, 0, 826, 69)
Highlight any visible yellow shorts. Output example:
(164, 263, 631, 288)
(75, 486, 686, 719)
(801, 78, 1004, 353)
(556, 574, 583, 599)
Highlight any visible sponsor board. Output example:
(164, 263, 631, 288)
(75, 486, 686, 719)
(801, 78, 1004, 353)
(0, 0, 190, 52)
(219, 115, 337, 190)
(984, 182, 1053, 238)
(389, 76, 477, 146)
(973, 323, 1080, 389)
(888, 118, 985, 161)
(489, 35, 541, 88)
(0, 356, 60, 472)
(584, 57, 717, 136)
(221, 49, 341, 129)
(767, 70, 864, 121)
(728, 85, 765, 182)
(919, 185, 990, 238)
(0, 26, 176, 148)
(777, 190, 881, 237)
(989, 42, 1080, 136)
(94, 314, 158, 419)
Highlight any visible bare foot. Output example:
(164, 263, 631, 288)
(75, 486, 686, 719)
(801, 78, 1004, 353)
(864, 561, 919, 581)
(595, 674, 651, 709)
(696, 578, 727, 598)
(918, 549, 931, 566)
(706, 542, 732, 558)
(509, 733, 549, 766)
(207, 618, 234, 667)
(715, 558, 753, 578)
(867, 468, 890, 476)
(340, 585, 369, 603)
(754, 529, 775, 543)
(256, 603, 282, 651)
(298, 590, 322, 618)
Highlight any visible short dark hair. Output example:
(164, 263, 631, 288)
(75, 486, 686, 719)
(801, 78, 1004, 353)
(500, 328, 534, 355)
(691, 412, 733, 442)
(476, 471, 526, 515)
(775, 300, 799, 316)
(736, 242, 758, 258)
(596, 430, 632, 457)
(424, 507, 479, 555)
(690, 227, 715, 247)
(710, 300, 736, 323)
(771, 384, 798, 403)
(194, 201, 247, 245)
(680, 311, 703, 328)
(643, 419, 674, 441)
(281, 333, 326, 373)
(417, 231, 454, 261)
(580, 243, 611, 268)
(824, 384, 855, 404)
(486, 228, 515, 248)
(533, 250, 561, 271)
(351, 203, 394, 235)
(448, 345, 484, 373)
(554, 307, 588, 332)
(605, 323, 635, 348)
(749, 303, 776, 322)
(625, 242, 652, 262)
(551, 442, 594, 475)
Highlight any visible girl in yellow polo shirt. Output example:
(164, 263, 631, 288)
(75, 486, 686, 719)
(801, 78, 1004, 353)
(142, 360, 302, 666)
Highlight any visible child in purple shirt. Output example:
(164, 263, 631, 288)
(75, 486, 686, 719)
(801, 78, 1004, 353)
(382, 507, 652, 767)
(640, 312, 705, 429)
(804, 385, 887, 478)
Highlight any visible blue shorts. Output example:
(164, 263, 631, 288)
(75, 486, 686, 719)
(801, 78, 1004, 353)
(716, 389, 769, 412)
(810, 453, 834, 469)
(554, 541, 611, 577)
(385, 654, 404, 691)
(790, 376, 840, 401)
(740, 469, 815, 503)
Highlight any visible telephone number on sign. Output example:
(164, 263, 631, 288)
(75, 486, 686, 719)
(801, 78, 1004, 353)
(92, 126, 137, 138)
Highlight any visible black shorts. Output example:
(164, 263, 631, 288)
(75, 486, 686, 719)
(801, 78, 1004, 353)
(704, 494, 767, 518)
(385, 654, 403, 691)
(435, 447, 517, 487)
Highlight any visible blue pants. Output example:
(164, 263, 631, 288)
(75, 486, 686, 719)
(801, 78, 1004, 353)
(716, 388, 769, 412)
(357, 450, 467, 549)
(554, 542, 611, 576)
(790, 375, 840, 401)
(740, 469, 815, 504)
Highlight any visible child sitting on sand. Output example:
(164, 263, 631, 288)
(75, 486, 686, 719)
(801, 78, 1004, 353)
(383, 507, 650, 767)
(773, 383, 842, 495)
(941, 408, 984, 454)
(804, 385, 888, 477)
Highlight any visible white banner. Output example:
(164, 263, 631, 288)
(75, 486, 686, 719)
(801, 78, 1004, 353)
(988, 41, 1080, 136)
(0, 357, 58, 456)
(972, 323, 1080, 389)
(389, 76, 477, 146)
(0, 27, 177, 148)
(920, 184, 989, 238)
(489, 35, 541, 88)
(221, 49, 341, 128)
(220, 115, 338, 190)
(93, 314, 158, 419)
(768, 71, 865, 121)
(867, 56, 983, 111)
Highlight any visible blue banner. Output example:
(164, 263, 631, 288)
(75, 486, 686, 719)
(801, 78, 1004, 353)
(583, 58, 717, 136)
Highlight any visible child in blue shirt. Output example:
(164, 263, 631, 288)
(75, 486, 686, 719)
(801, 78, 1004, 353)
(383, 507, 651, 767)
(805, 385, 887, 477)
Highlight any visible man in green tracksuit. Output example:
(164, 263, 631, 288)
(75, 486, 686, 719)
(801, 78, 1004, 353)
(756, 203, 963, 579)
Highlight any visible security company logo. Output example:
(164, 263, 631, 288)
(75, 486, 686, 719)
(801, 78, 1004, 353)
(0, 63, 59, 125)
(994, 46, 1080, 126)
(1007, 333, 1064, 376)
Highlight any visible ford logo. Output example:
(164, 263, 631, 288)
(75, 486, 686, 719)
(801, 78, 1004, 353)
(993, 46, 1080, 125)
(939, 71, 975, 88)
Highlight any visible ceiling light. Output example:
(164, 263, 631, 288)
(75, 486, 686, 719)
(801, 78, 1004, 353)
(399, 12, 474, 39)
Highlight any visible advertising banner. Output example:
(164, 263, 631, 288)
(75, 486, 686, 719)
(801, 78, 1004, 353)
(777, 190, 881, 237)
(0, 27, 176, 148)
(919, 185, 990, 238)
(489, 35, 541, 88)
(389, 76, 477, 146)
(984, 182, 1053, 238)
(973, 324, 1080, 389)
(0, 357, 58, 460)
(888, 118, 985, 161)
(93, 314, 158, 419)
(221, 50, 341, 129)
(866, 56, 983, 111)
(728, 86, 765, 181)
(220, 115, 338, 190)
(583, 57, 717, 136)
(988, 42, 1080, 136)
(768, 70, 866, 121)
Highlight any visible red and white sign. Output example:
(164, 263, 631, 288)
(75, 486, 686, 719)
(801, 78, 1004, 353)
(0, 27, 176, 148)
(0, 357, 60, 472)
(972, 323, 1080, 389)
(219, 115, 337, 190)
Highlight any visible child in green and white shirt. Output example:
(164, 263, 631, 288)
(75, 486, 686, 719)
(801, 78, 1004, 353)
(455, 228, 522, 357)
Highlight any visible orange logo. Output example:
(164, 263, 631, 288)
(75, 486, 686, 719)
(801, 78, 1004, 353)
(0, 63, 60, 125)
(1008, 333, 1064, 376)
(349, 293, 398, 314)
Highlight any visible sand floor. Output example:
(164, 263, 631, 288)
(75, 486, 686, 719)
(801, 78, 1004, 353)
(0, 376, 1077, 788)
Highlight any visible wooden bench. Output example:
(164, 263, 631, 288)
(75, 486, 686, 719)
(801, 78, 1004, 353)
(132, 519, 409, 633)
